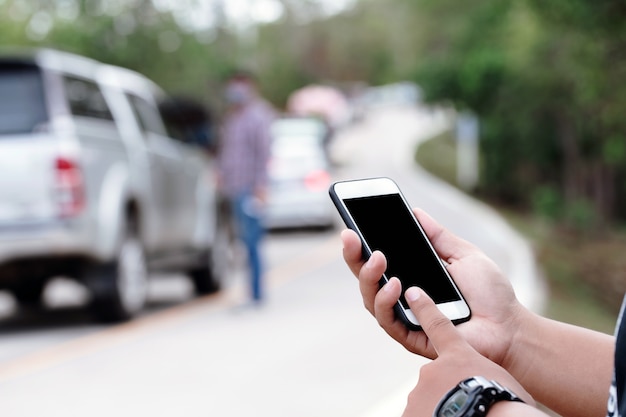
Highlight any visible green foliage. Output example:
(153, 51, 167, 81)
(406, 0, 626, 228)
(1, 0, 626, 228)
(0, 0, 237, 113)
(564, 198, 598, 231)
(604, 135, 626, 167)
(532, 186, 563, 221)
(414, 130, 458, 186)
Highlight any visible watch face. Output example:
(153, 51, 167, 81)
(440, 390, 469, 417)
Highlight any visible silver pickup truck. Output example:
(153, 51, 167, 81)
(0, 48, 228, 322)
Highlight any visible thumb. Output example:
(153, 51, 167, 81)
(405, 287, 466, 356)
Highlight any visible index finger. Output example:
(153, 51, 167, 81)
(404, 286, 465, 355)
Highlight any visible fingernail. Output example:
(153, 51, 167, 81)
(405, 287, 421, 302)
(383, 278, 398, 292)
(365, 255, 375, 269)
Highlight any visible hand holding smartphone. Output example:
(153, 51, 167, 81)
(329, 177, 471, 330)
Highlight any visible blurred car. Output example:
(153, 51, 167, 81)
(355, 81, 423, 112)
(270, 114, 332, 148)
(264, 116, 336, 230)
(286, 84, 351, 129)
(0, 48, 228, 322)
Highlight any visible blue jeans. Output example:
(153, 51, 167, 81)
(232, 193, 265, 301)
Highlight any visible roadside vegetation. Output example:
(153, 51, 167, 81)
(2, 1, 624, 223)
(416, 129, 622, 334)
(2, 0, 624, 332)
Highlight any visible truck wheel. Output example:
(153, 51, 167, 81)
(88, 232, 148, 322)
(12, 280, 46, 308)
(188, 220, 233, 295)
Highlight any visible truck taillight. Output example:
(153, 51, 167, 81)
(55, 158, 85, 217)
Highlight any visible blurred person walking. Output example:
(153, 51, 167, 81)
(216, 70, 276, 306)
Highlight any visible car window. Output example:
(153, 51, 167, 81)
(272, 134, 324, 156)
(127, 93, 167, 137)
(158, 97, 210, 144)
(64, 76, 114, 121)
(271, 118, 327, 140)
(0, 64, 49, 135)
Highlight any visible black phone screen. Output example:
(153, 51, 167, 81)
(344, 194, 460, 307)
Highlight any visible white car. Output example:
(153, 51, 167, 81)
(264, 116, 336, 230)
(0, 48, 228, 322)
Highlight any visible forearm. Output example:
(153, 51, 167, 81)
(504, 310, 614, 417)
(488, 401, 549, 416)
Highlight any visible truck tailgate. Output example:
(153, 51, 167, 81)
(0, 135, 61, 224)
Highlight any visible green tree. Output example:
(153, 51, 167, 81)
(404, 0, 626, 228)
(0, 0, 236, 111)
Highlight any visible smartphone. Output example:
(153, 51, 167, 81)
(329, 177, 471, 330)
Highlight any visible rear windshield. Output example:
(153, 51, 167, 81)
(0, 63, 49, 135)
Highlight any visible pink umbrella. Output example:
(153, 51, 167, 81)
(286, 84, 349, 127)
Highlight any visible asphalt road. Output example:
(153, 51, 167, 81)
(0, 104, 546, 417)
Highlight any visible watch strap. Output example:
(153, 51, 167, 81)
(434, 376, 525, 417)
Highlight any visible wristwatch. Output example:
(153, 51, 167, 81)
(433, 376, 525, 417)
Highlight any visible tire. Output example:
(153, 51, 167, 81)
(188, 218, 234, 295)
(12, 280, 46, 308)
(87, 232, 148, 323)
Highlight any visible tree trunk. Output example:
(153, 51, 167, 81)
(591, 160, 616, 223)
(555, 111, 583, 203)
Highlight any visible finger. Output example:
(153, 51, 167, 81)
(374, 277, 403, 324)
(341, 229, 365, 277)
(404, 287, 465, 355)
(413, 208, 479, 262)
(358, 251, 387, 314)
(372, 278, 438, 359)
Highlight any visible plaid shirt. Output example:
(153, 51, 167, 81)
(217, 98, 275, 198)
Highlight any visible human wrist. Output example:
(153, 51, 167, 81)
(433, 376, 526, 417)
(488, 400, 545, 416)
(499, 306, 541, 383)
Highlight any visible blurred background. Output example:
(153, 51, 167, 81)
(0, 0, 625, 416)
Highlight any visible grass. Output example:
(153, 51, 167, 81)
(416, 130, 621, 334)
